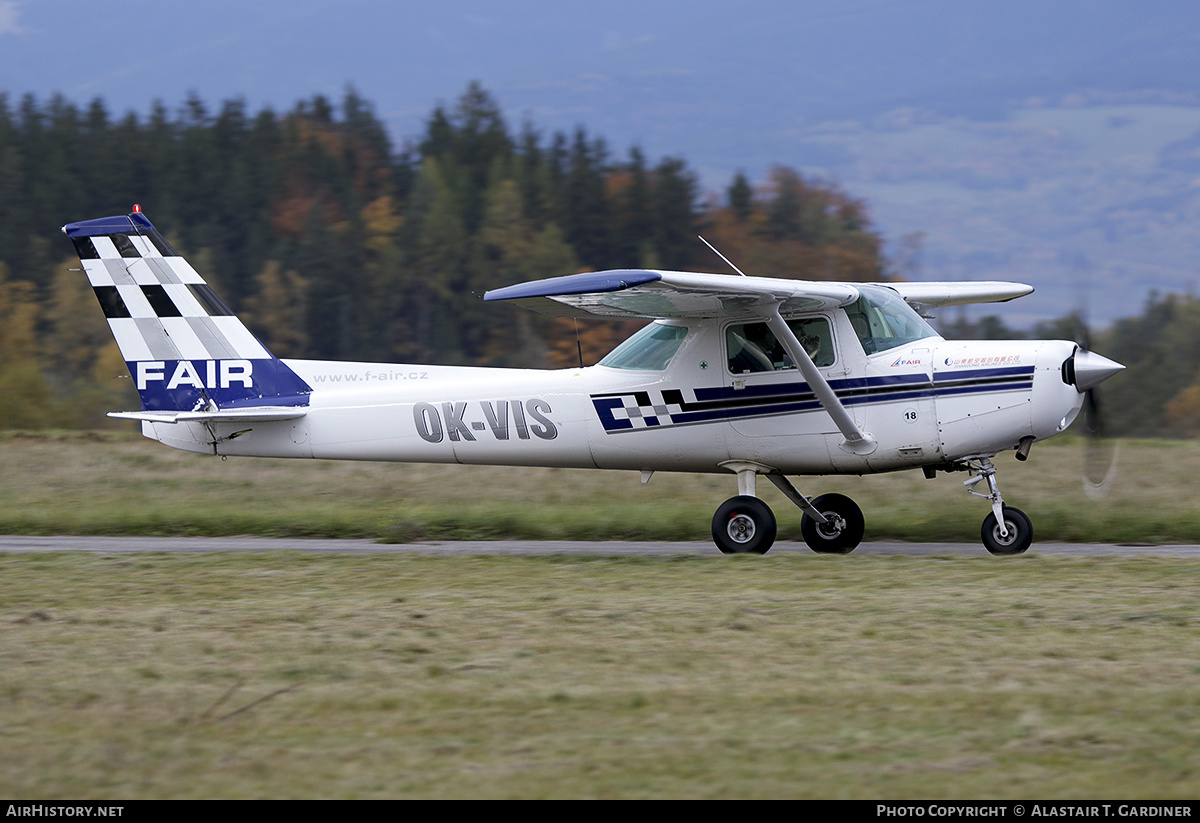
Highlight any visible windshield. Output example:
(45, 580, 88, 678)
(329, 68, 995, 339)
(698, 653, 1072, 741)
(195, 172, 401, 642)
(599, 322, 688, 370)
(845, 285, 939, 355)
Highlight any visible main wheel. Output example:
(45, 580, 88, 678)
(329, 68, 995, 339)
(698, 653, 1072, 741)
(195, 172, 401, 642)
(981, 506, 1033, 555)
(712, 496, 777, 555)
(800, 493, 865, 554)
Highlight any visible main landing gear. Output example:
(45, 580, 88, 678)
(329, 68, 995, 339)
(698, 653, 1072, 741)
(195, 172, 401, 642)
(799, 493, 865, 554)
(710, 464, 865, 556)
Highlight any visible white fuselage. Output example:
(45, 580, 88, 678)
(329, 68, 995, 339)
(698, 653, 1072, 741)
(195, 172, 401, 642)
(145, 313, 1087, 478)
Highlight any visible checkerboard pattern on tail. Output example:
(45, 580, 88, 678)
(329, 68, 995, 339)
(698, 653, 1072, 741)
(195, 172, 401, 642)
(63, 208, 310, 413)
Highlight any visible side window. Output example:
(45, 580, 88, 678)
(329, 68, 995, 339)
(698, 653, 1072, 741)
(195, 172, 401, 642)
(726, 323, 778, 373)
(726, 317, 834, 374)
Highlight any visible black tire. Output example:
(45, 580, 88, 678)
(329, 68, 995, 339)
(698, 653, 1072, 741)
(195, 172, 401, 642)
(981, 506, 1033, 555)
(712, 496, 777, 555)
(800, 493, 865, 554)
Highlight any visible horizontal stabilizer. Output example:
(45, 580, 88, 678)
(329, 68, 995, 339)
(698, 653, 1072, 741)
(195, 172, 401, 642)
(108, 407, 309, 424)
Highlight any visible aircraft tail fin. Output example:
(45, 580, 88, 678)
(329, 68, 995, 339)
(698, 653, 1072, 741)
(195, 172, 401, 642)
(62, 208, 311, 413)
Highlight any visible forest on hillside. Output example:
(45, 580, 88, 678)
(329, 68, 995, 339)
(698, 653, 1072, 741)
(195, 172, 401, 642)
(0, 82, 1196, 436)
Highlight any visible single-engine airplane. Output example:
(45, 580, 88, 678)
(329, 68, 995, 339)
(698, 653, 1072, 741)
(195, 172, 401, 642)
(63, 207, 1124, 555)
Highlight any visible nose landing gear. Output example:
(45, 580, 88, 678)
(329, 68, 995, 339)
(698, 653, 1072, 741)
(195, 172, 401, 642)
(962, 457, 1033, 555)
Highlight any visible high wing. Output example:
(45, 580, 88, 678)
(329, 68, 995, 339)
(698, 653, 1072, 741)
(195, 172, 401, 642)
(483, 270, 859, 318)
(483, 269, 1032, 319)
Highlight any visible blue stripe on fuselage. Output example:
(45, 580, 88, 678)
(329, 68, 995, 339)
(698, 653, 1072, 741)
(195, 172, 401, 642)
(591, 366, 1035, 432)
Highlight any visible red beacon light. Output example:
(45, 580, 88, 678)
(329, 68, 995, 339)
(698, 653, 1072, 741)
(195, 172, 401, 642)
(132, 203, 142, 213)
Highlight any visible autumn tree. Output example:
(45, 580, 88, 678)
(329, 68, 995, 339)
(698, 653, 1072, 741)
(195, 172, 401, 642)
(1100, 293, 1200, 437)
(0, 262, 55, 428)
(1166, 369, 1200, 437)
(243, 261, 310, 358)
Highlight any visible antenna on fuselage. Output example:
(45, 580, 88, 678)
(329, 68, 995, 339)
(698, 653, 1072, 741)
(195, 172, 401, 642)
(698, 235, 749, 277)
(573, 318, 584, 369)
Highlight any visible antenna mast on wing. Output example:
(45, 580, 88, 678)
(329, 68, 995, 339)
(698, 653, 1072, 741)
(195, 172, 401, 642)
(698, 236, 748, 277)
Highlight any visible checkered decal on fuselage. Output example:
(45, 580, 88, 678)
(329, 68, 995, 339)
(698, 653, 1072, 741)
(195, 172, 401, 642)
(598, 391, 686, 428)
(72, 230, 270, 364)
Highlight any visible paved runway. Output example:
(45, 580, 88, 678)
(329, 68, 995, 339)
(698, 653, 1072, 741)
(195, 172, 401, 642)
(2, 535, 1198, 557)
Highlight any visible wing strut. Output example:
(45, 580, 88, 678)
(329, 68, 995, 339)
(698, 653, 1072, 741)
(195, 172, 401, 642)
(760, 307, 877, 455)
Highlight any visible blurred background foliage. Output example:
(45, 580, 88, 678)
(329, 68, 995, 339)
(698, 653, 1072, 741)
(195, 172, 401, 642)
(0, 82, 1194, 436)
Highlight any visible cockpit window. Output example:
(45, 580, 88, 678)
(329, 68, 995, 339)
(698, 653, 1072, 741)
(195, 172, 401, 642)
(845, 285, 938, 355)
(599, 323, 688, 370)
(726, 317, 834, 373)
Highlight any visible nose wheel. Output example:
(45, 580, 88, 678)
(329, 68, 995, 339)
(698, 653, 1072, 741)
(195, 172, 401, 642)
(981, 506, 1033, 555)
(963, 457, 1033, 555)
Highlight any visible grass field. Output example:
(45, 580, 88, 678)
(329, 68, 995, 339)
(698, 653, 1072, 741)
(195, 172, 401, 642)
(1, 552, 1198, 799)
(1, 431, 1198, 544)
(2, 432, 1199, 798)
